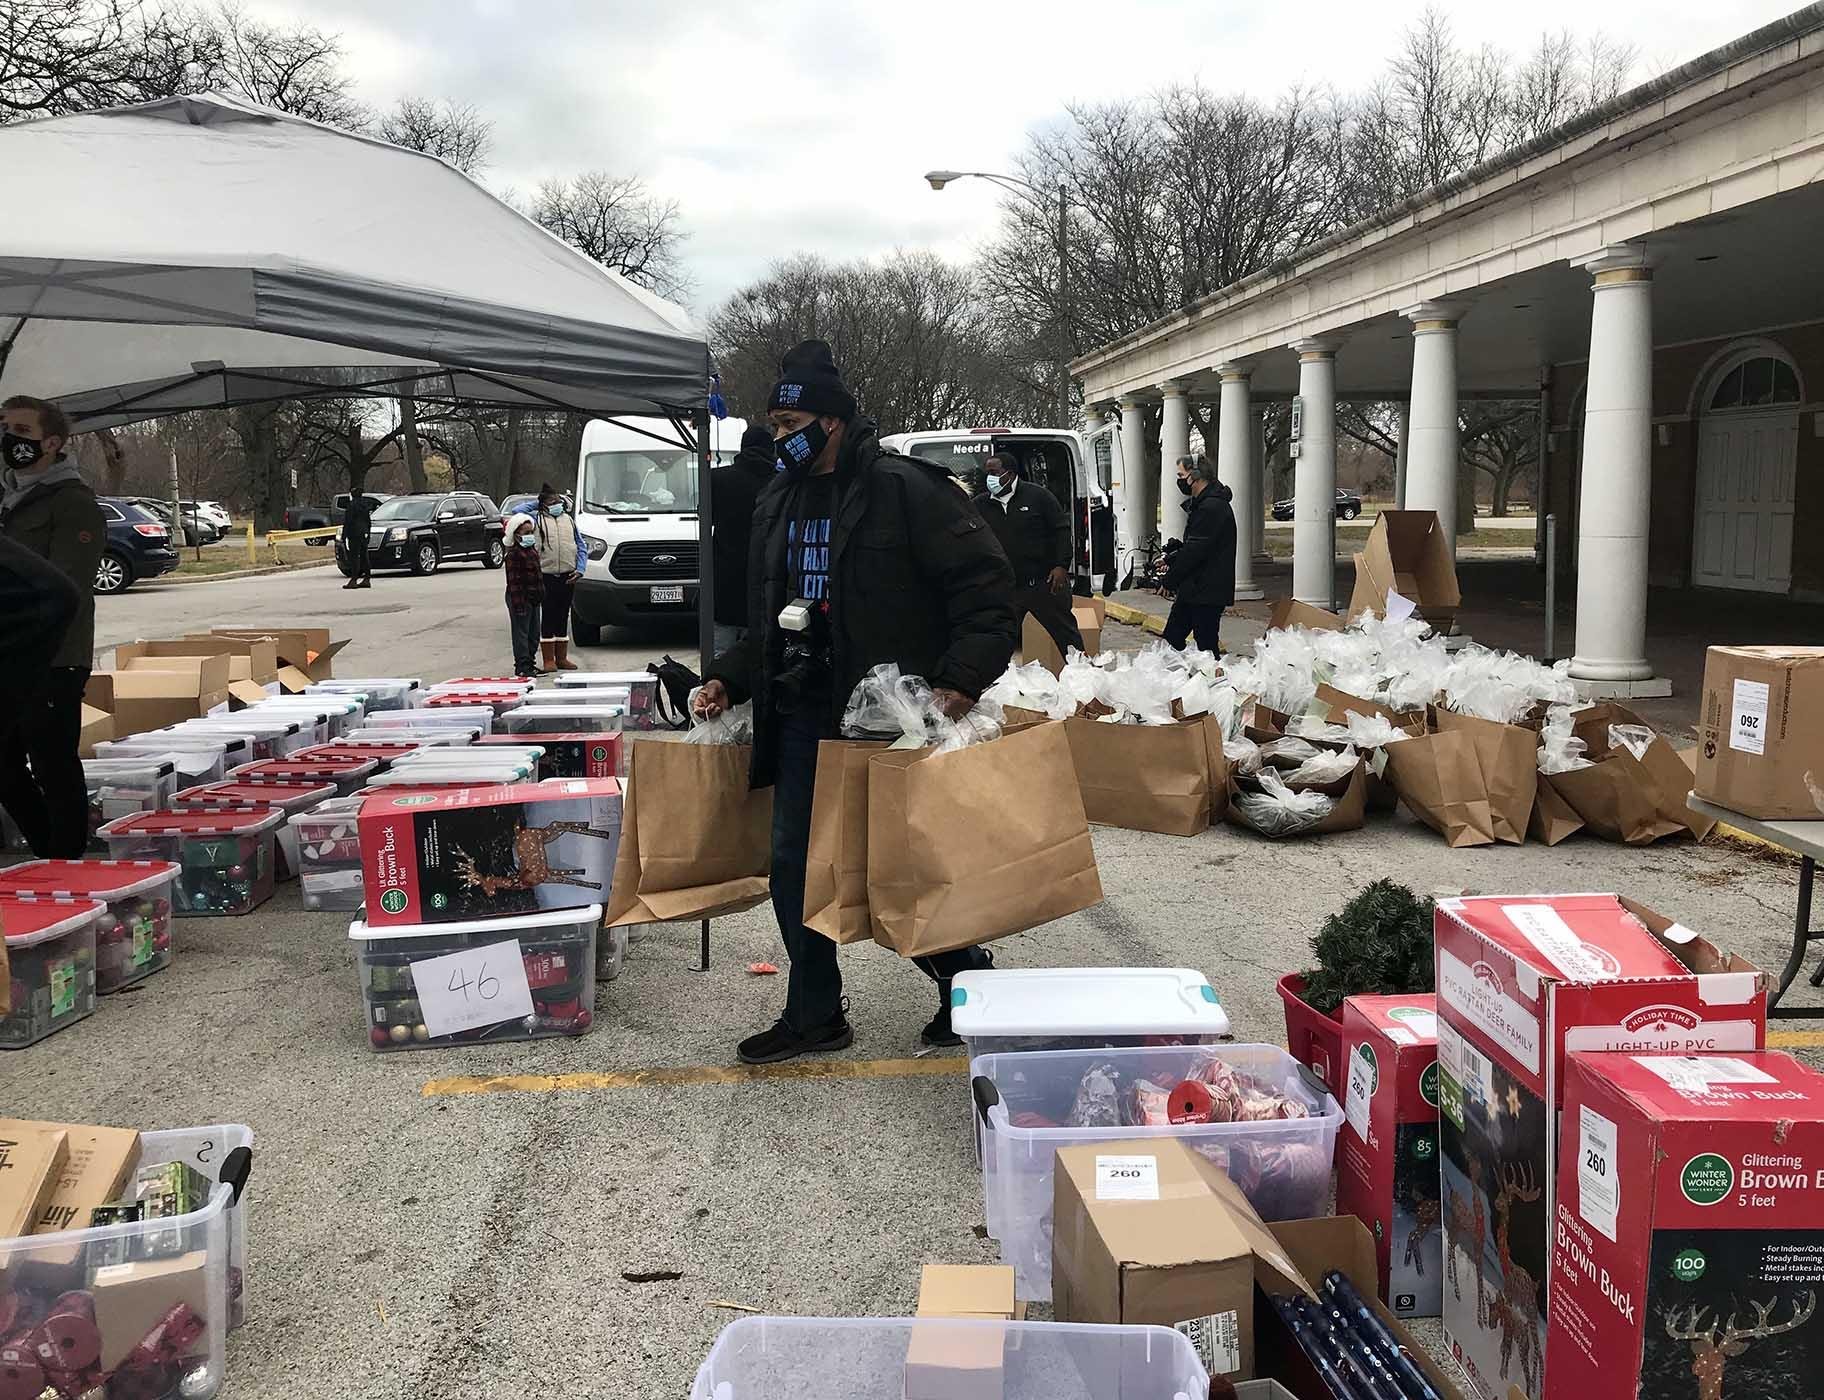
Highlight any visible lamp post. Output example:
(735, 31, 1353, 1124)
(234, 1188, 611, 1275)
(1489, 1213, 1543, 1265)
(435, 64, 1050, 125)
(925, 169, 1072, 428)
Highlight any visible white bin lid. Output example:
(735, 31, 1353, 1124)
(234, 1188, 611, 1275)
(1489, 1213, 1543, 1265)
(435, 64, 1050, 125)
(557, 671, 652, 685)
(349, 902, 605, 941)
(950, 967, 1230, 1038)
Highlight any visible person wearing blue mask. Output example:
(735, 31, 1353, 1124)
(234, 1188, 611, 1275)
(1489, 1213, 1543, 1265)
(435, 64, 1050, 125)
(533, 482, 583, 672)
(694, 340, 1018, 1065)
(502, 513, 544, 677)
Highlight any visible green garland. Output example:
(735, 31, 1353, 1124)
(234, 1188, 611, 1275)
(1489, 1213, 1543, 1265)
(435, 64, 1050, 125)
(1299, 879, 1435, 1016)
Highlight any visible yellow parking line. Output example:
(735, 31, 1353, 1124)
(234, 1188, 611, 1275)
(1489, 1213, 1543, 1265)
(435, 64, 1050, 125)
(1768, 1030, 1824, 1048)
(421, 1055, 970, 1097)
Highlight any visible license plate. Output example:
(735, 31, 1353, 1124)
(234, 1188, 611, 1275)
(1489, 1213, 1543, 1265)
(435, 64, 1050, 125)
(649, 585, 684, 604)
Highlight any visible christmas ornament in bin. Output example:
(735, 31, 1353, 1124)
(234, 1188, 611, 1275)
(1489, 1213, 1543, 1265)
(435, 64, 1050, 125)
(97, 809, 282, 916)
(171, 781, 335, 881)
(347, 904, 600, 1049)
(358, 779, 620, 926)
(0, 861, 179, 993)
(0, 899, 100, 1048)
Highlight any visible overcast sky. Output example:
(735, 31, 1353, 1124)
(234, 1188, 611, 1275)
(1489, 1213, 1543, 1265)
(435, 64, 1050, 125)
(248, 0, 1796, 318)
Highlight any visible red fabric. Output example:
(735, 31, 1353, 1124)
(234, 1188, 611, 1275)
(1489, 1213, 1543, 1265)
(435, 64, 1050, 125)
(504, 541, 542, 608)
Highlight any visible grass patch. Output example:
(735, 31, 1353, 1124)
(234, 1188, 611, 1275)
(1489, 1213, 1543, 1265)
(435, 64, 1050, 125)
(171, 542, 331, 577)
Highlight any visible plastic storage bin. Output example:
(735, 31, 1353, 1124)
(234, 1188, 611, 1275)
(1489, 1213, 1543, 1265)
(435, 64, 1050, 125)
(164, 717, 316, 760)
(1277, 973, 1346, 1097)
(99, 808, 283, 916)
(393, 744, 544, 768)
(425, 691, 524, 719)
(499, 705, 624, 735)
(555, 672, 658, 728)
(173, 781, 335, 879)
(242, 696, 366, 738)
(294, 741, 421, 770)
(228, 755, 379, 797)
(0, 897, 101, 1046)
(426, 679, 533, 698)
(515, 687, 632, 706)
(307, 677, 422, 710)
(688, 1317, 1208, 1400)
(361, 708, 495, 731)
(363, 760, 535, 790)
(343, 725, 479, 747)
(95, 740, 239, 786)
(951, 967, 1232, 1060)
(348, 904, 600, 1050)
(972, 1043, 1342, 1300)
(0, 1122, 255, 1397)
(82, 757, 179, 848)
(288, 795, 366, 911)
(0, 860, 180, 992)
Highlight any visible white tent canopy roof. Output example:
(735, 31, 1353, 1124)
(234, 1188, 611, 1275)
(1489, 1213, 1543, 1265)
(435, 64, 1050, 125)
(0, 93, 708, 428)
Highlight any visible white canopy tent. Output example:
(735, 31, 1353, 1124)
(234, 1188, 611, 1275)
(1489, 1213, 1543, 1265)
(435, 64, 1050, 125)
(0, 93, 709, 430)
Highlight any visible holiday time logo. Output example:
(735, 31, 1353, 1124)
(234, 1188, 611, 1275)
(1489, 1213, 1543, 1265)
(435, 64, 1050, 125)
(1622, 1005, 1701, 1034)
(1681, 1154, 1734, 1206)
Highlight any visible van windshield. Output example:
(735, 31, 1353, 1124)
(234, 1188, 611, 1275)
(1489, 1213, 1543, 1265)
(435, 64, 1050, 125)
(582, 449, 733, 514)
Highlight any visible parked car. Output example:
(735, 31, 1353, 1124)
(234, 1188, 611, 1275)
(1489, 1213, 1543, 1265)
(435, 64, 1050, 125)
(95, 498, 181, 594)
(335, 491, 506, 576)
(127, 497, 217, 547)
(283, 492, 390, 542)
(1271, 488, 1363, 522)
(185, 499, 233, 534)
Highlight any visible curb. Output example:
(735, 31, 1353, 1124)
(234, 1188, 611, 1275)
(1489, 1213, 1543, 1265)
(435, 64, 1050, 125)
(1104, 601, 1166, 636)
(156, 560, 338, 585)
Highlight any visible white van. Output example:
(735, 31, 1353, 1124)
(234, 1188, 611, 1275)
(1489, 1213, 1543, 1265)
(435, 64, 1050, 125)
(878, 425, 1120, 589)
(571, 415, 748, 642)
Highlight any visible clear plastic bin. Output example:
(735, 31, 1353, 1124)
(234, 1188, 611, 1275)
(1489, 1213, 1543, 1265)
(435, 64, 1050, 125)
(360, 708, 495, 732)
(289, 795, 367, 911)
(173, 781, 335, 880)
(952, 967, 1232, 1060)
(164, 717, 317, 760)
(0, 898, 101, 1046)
(688, 1317, 1208, 1400)
(555, 673, 657, 729)
(972, 1043, 1342, 1300)
(426, 680, 534, 698)
(343, 725, 478, 747)
(597, 924, 629, 981)
(95, 740, 240, 786)
(294, 741, 421, 771)
(228, 755, 379, 797)
(241, 695, 366, 738)
(515, 687, 631, 706)
(0, 860, 180, 992)
(363, 761, 535, 790)
(393, 744, 544, 768)
(348, 905, 600, 1050)
(478, 732, 623, 780)
(424, 692, 524, 719)
(0, 1122, 254, 1397)
(83, 757, 179, 849)
(98, 808, 284, 916)
(500, 705, 624, 735)
(307, 677, 422, 710)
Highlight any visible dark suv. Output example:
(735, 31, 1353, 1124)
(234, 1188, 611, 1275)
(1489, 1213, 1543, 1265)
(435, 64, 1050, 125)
(335, 491, 506, 576)
(95, 498, 181, 594)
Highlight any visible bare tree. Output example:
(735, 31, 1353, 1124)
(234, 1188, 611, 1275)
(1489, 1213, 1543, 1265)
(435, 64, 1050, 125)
(1, 0, 137, 118)
(378, 96, 491, 173)
(531, 171, 687, 297)
(205, 3, 364, 126)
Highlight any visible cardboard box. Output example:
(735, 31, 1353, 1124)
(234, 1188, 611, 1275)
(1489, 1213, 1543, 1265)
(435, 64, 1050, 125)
(0, 1127, 69, 1238)
(79, 703, 114, 757)
(1023, 598, 1105, 675)
(1547, 1050, 1824, 1400)
(0, 1118, 141, 1237)
(87, 653, 232, 737)
(477, 731, 622, 780)
(1694, 646, 1824, 820)
(210, 626, 349, 690)
(906, 1264, 1019, 1400)
(1268, 598, 1346, 632)
(359, 777, 622, 925)
(1434, 895, 1767, 1400)
(1348, 510, 1461, 630)
(90, 1249, 211, 1369)
(118, 636, 279, 685)
(1051, 1136, 1305, 1380)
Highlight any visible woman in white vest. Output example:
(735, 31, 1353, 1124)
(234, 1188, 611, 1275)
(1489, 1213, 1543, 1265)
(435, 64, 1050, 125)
(534, 481, 584, 672)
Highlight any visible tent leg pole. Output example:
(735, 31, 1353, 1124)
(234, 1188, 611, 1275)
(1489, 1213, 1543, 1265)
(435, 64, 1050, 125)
(697, 918, 710, 973)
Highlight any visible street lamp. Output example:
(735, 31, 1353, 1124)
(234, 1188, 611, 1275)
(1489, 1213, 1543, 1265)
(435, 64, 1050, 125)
(924, 168, 1073, 429)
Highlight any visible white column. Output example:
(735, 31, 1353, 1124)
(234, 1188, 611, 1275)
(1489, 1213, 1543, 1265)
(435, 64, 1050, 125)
(1292, 340, 1339, 609)
(1215, 363, 1262, 600)
(1393, 402, 1410, 510)
(1251, 411, 1269, 564)
(1401, 302, 1460, 555)
(1570, 246, 1657, 686)
(1118, 395, 1153, 559)
(1158, 382, 1190, 539)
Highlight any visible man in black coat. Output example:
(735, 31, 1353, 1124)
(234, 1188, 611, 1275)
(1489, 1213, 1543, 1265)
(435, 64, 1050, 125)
(708, 423, 777, 652)
(340, 488, 372, 589)
(972, 452, 1082, 657)
(1159, 453, 1237, 652)
(695, 340, 1019, 1064)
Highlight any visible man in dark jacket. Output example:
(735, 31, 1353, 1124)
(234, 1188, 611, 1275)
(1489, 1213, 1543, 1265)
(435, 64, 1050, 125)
(0, 395, 106, 857)
(709, 423, 777, 653)
(341, 488, 372, 589)
(694, 340, 1019, 1065)
(1159, 452, 1237, 653)
(972, 451, 1082, 657)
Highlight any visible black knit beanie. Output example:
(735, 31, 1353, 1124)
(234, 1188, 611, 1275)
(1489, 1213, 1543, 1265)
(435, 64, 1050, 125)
(739, 423, 774, 455)
(767, 339, 857, 421)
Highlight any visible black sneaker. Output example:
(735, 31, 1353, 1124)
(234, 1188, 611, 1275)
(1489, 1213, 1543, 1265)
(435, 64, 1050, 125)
(737, 1014, 854, 1065)
(920, 1009, 962, 1049)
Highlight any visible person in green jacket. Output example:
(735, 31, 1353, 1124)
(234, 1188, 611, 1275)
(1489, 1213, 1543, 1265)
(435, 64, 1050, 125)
(1, 395, 106, 857)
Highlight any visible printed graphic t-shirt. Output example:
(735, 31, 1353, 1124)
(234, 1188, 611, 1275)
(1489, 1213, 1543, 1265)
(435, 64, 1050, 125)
(783, 473, 837, 706)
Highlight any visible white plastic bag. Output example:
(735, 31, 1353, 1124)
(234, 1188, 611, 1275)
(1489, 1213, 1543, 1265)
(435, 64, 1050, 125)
(1608, 723, 1656, 762)
(983, 660, 1068, 720)
(1287, 714, 1353, 743)
(840, 663, 1002, 751)
(1225, 734, 1263, 774)
(1538, 704, 1592, 774)
(1342, 711, 1411, 749)
(685, 696, 755, 745)
(1234, 768, 1335, 836)
(1284, 746, 1360, 787)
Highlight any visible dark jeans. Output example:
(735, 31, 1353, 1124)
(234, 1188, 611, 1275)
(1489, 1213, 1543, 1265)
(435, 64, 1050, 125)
(344, 539, 369, 580)
(770, 706, 988, 1033)
(507, 602, 541, 675)
(0, 667, 92, 858)
(1016, 580, 1083, 656)
(541, 573, 575, 641)
(1163, 601, 1224, 652)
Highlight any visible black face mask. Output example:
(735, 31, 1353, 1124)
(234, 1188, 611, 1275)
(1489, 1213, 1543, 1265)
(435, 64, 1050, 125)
(1176, 476, 1194, 496)
(2, 432, 46, 471)
(775, 419, 829, 474)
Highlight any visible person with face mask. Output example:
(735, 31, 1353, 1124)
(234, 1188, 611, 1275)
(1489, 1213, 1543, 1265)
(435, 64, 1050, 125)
(709, 423, 778, 654)
(0, 395, 107, 858)
(1157, 452, 1237, 653)
(502, 512, 545, 677)
(340, 487, 372, 589)
(972, 451, 1083, 658)
(533, 482, 584, 671)
(694, 340, 1019, 1064)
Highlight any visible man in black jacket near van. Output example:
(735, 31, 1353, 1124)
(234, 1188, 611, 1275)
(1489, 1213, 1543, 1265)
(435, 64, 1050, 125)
(708, 423, 777, 652)
(1160, 452, 1236, 653)
(973, 452, 1082, 657)
(695, 341, 1019, 1064)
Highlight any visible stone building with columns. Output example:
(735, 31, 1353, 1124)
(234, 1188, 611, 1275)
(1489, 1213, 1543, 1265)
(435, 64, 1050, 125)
(1071, 8, 1824, 697)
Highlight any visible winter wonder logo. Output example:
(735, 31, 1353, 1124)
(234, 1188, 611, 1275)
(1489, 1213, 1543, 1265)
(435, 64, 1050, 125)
(1622, 1005, 1701, 1034)
(392, 795, 437, 808)
(1420, 1061, 1442, 1107)
(1681, 1153, 1734, 1206)
(378, 889, 408, 915)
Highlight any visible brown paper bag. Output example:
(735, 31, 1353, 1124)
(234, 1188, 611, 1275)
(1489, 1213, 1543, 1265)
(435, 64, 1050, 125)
(1314, 684, 1428, 736)
(603, 740, 773, 925)
(1382, 730, 1497, 847)
(803, 739, 889, 944)
(1527, 775, 1585, 845)
(1432, 709, 1537, 845)
(1227, 762, 1368, 837)
(1063, 715, 1228, 836)
(867, 721, 1102, 957)
(1636, 736, 1718, 841)
(1544, 754, 1685, 844)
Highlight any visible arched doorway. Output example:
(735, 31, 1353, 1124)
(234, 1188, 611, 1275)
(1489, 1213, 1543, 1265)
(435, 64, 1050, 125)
(1691, 344, 1802, 592)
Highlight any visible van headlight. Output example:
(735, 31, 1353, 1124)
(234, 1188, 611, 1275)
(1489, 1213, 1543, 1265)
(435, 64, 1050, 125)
(583, 536, 608, 560)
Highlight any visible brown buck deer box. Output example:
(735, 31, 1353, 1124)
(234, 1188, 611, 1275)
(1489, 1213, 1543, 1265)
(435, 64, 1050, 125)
(357, 778, 622, 927)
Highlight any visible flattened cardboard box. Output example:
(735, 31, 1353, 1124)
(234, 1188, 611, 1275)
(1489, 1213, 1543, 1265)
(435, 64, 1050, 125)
(210, 626, 349, 687)
(79, 703, 114, 758)
(1269, 599, 1345, 632)
(1694, 645, 1824, 820)
(0, 1117, 141, 1236)
(1023, 597, 1105, 675)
